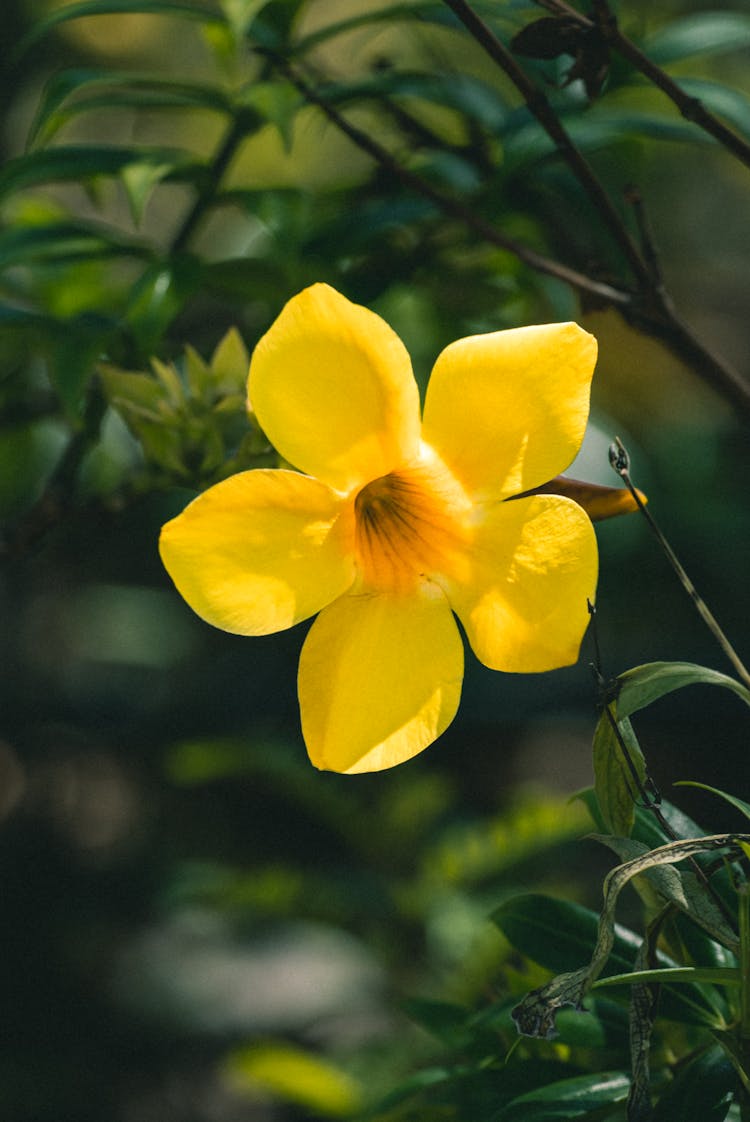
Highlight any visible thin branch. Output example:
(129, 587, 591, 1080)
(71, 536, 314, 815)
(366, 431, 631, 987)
(609, 437, 750, 690)
(279, 59, 750, 420)
(537, 0, 750, 171)
(592, 0, 750, 172)
(170, 113, 253, 253)
(441, 0, 653, 288)
(275, 59, 633, 308)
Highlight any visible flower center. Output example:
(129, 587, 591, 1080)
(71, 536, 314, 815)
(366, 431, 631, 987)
(353, 455, 470, 592)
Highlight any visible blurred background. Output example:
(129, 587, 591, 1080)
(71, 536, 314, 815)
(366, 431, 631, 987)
(1, 1, 749, 1118)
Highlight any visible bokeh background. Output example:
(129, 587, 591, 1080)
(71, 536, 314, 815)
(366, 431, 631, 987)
(1, 1, 749, 1118)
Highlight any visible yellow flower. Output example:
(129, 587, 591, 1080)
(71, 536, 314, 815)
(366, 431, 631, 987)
(160, 284, 601, 774)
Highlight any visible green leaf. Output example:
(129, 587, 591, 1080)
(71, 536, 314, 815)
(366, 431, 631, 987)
(0, 146, 201, 201)
(240, 81, 301, 151)
(50, 315, 116, 416)
(594, 966, 740, 989)
(591, 834, 740, 952)
(219, 0, 272, 40)
(493, 893, 719, 1027)
(678, 78, 750, 143)
(676, 782, 750, 825)
(511, 835, 749, 1039)
(28, 69, 231, 148)
(645, 12, 750, 65)
(16, 0, 225, 59)
(651, 1044, 735, 1122)
(210, 326, 249, 392)
(497, 1071, 631, 1120)
(125, 257, 204, 352)
(0, 221, 152, 270)
(592, 707, 646, 836)
(291, 2, 459, 56)
(616, 661, 750, 719)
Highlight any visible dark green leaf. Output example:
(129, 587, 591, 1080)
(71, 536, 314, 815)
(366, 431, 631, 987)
(616, 661, 750, 719)
(651, 1044, 735, 1122)
(645, 12, 750, 65)
(675, 782, 750, 826)
(0, 146, 202, 200)
(29, 69, 231, 148)
(495, 893, 727, 1027)
(497, 1070, 630, 1120)
(0, 222, 153, 270)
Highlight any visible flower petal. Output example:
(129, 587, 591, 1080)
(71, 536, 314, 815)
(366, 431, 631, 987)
(249, 284, 421, 493)
(445, 495, 598, 673)
(422, 322, 597, 500)
(159, 469, 355, 635)
(299, 588, 463, 773)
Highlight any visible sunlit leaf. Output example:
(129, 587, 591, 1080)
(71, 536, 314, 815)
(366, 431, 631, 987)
(223, 1042, 362, 1116)
(592, 707, 646, 837)
(210, 326, 249, 392)
(15, 0, 225, 59)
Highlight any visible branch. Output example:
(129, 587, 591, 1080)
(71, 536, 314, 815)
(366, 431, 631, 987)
(557, 0, 750, 172)
(279, 59, 750, 420)
(275, 59, 633, 309)
(441, 0, 653, 288)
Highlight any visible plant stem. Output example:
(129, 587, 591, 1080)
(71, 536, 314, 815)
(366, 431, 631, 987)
(170, 114, 251, 254)
(441, 0, 653, 287)
(609, 438, 750, 691)
(277, 59, 632, 308)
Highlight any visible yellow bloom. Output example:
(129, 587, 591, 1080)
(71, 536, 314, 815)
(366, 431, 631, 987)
(160, 284, 601, 774)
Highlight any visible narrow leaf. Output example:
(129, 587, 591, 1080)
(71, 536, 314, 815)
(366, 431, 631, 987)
(16, 0, 224, 59)
(0, 146, 201, 200)
(676, 782, 750, 825)
(497, 1071, 631, 1121)
(645, 12, 750, 65)
(28, 69, 230, 148)
(616, 661, 750, 719)
(594, 967, 740, 988)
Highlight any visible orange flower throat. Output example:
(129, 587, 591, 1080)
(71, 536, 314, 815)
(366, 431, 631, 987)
(353, 460, 469, 592)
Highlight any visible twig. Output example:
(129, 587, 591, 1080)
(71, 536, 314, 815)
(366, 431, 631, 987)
(535, 0, 750, 171)
(170, 113, 254, 253)
(275, 59, 633, 308)
(441, 0, 653, 288)
(609, 437, 750, 691)
(279, 58, 750, 420)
